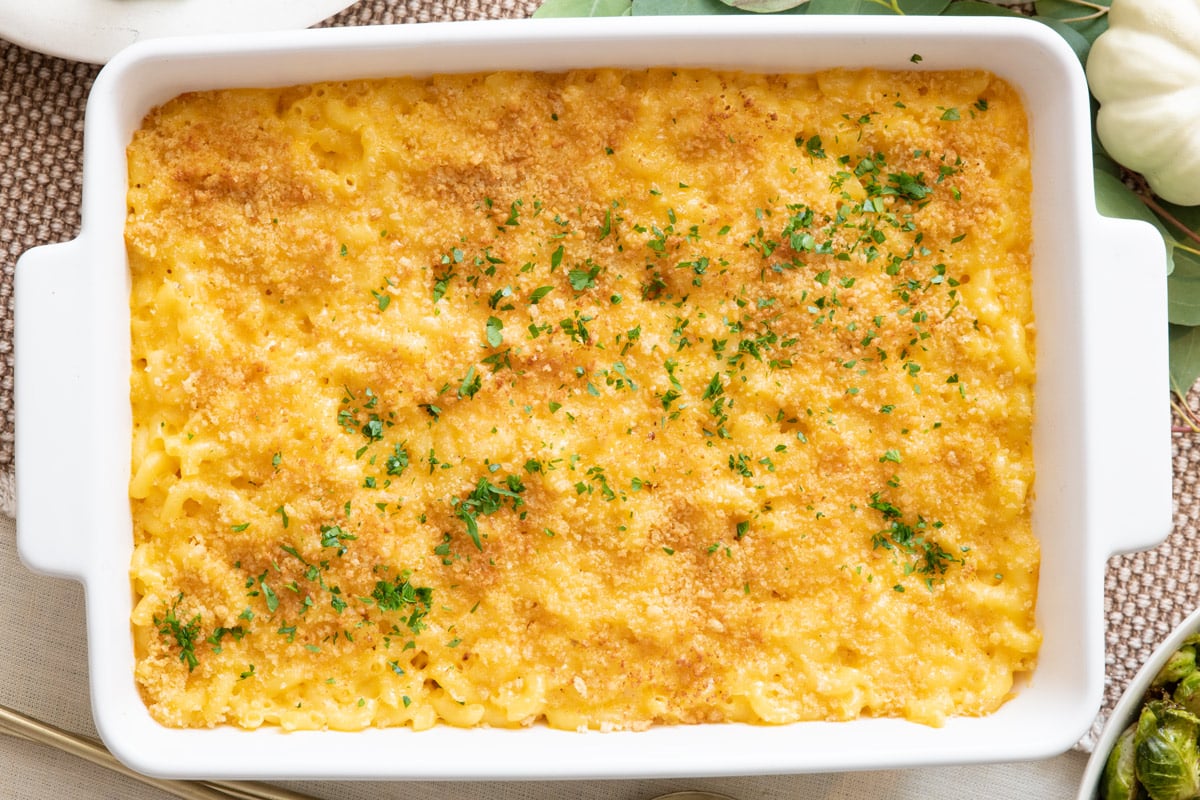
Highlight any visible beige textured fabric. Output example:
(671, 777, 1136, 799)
(1090, 427, 1200, 748)
(0, 0, 1188, 776)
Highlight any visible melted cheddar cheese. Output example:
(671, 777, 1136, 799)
(127, 68, 1038, 731)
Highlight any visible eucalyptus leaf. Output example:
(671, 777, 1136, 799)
(897, 0, 951, 13)
(1151, 201, 1200, 288)
(1156, 200, 1200, 236)
(941, 1, 1021, 16)
(717, 0, 809, 11)
(533, 0, 633, 16)
(1036, 17, 1091, 65)
(807, 0, 949, 12)
(633, 0, 795, 13)
(1035, 0, 1110, 45)
(1170, 250, 1200, 326)
(1094, 150, 1122, 179)
(1094, 169, 1176, 275)
(805, 0, 896, 14)
(1171, 324, 1200, 399)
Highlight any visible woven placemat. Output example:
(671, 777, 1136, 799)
(0, 0, 1192, 752)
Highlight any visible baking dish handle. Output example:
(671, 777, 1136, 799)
(1087, 214, 1173, 557)
(14, 238, 95, 579)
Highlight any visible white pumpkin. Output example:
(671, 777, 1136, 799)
(1086, 0, 1200, 206)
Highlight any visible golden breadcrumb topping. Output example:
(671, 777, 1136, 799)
(127, 68, 1038, 731)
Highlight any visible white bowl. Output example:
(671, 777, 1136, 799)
(13, 16, 1172, 780)
(1077, 608, 1200, 799)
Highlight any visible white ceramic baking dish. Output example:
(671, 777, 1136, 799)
(13, 16, 1172, 780)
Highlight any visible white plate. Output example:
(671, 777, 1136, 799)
(0, 0, 355, 64)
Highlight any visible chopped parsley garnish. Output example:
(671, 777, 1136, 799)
(886, 172, 933, 203)
(569, 260, 602, 291)
(458, 365, 482, 399)
(432, 269, 455, 304)
(320, 524, 357, 556)
(154, 593, 202, 671)
(371, 571, 434, 634)
(868, 492, 961, 586)
(451, 474, 527, 550)
(386, 442, 410, 476)
(701, 372, 724, 401)
(804, 134, 826, 159)
(259, 578, 280, 613)
(485, 316, 504, 347)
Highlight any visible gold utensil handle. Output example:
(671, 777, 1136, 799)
(0, 704, 315, 800)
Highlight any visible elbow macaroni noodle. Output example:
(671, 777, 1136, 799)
(127, 68, 1039, 731)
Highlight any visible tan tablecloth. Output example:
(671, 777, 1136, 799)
(0, 0, 1193, 795)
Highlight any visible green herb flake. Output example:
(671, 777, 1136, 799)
(153, 593, 202, 672)
(485, 316, 504, 347)
(320, 524, 357, 556)
(386, 443, 410, 476)
(805, 135, 826, 159)
(458, 365, 482, 399)
(569, 262, 602, 291)
(260, 580, 280, 614)
(701, 373, 724, 401)
(371, 572, 434, 635)
(432, 270, 454, 304)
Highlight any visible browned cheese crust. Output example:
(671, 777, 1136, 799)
(127, 68, 1038, 731)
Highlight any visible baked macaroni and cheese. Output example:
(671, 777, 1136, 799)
(127, 68, 1039, 731)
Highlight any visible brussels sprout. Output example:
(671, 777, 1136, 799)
(1174, 671, 1200, 717)
(1134, 701, 1200, 800)
(1152, 647, 1197, 691)
(1102, 723, 1142, 800)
